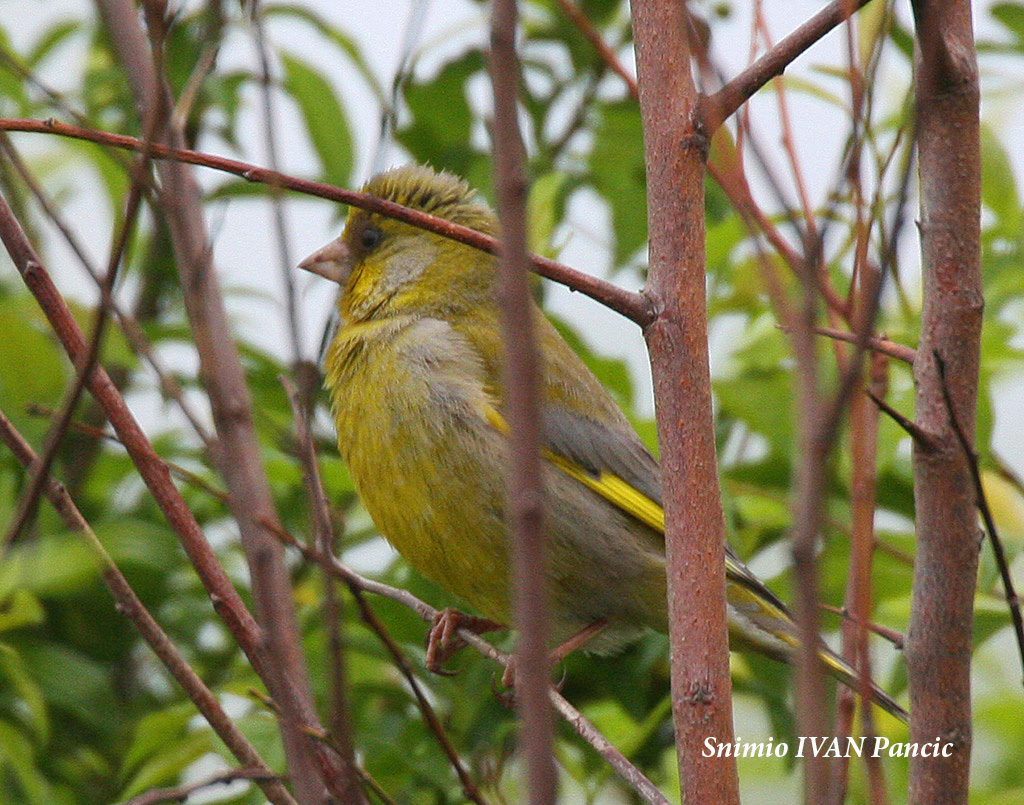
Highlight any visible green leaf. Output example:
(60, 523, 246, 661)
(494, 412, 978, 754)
(0, 533, 97, 602)
(992, 2, 1024, 46)
(589, 100, 647, 266)
(26, 20, 80, 69)
(279, 51, 354, 189)
(399, 51, 486, 182)
(16, 642, 121, 737)
(0, 720, 56, 804)
(0, 590, 45, 634)
(981, 125, 1023, 230)
(118, 730, 212, 800)
(0, 643, 50, 744)
(527, 171, 568, 257)
(264, 4, 385, 101)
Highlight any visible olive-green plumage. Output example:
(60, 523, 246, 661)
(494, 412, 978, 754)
(302, 164, 906, 721)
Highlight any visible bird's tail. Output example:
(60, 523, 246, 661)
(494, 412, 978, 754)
(724, 551, 908, 723)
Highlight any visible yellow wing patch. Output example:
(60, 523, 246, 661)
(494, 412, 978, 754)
(483, 404, 664, 532)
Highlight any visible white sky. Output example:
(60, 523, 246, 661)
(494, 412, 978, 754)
(2, 0, 1021, 470)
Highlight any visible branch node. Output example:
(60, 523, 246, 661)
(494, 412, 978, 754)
(866, 390, 936, 450)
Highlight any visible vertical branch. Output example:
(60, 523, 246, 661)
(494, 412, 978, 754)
(631, 1, 739, 802)
(93, 0, 331, 796)
(789, 267, 831, 800)
(906, 2, 982, 802)
(830, 352, 888, 805)
(249, 1, 302, 368)
(282, 379, 366, 804)
(489, 1, 557, 802)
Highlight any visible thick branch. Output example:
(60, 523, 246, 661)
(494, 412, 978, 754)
(906, 2, 983, 802)
(630, 1, 739, 801)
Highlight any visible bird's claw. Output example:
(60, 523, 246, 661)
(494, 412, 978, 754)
(425, 608, 504, 675)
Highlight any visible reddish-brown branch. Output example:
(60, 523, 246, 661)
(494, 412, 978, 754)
(2, 106, 161, 548)
(0, 117, 651, 326)
(268, 523, 665, 804)
(631, 1, 739, 801)
(95, 0, 327, 794)
(491, 1, 557, 801)
(701, 0, 876, 132)
(0, 133, 215, 447)
(935, 354, 1024, 691)
(0, 410, 295, 805)
(121, 768, 280, 805)
(282, 377, 488, 804)
(906, 2, 983, 801)
(553, 0, 637, 96)
(829, 352, 889, 805)
(0, 195, 345, 794)
(809, 326, 916, 365)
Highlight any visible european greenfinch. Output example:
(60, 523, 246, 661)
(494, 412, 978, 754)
(300, 164, 906, 721)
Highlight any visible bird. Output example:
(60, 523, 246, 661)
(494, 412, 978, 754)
(299, 163, 907, 722)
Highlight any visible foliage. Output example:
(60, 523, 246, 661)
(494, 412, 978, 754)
(0, 1, 1022, 802)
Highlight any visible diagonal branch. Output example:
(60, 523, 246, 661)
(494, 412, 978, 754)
(0, 118, 652, 326)
(0, 195, 346, 793)
(0, 409, 296, 805)
(935, 353, 1024, 686)
(95, 0, 326, 794)
(701, 0, 876, 132)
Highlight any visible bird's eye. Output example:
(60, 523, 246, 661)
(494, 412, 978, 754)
(359, 225, 383, 251)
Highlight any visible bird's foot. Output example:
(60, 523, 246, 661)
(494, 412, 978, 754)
(425, 608, 504, 676)
(496, 618, 609, 692)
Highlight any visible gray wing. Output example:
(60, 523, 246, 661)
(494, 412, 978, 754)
(541, 404, 663, 508)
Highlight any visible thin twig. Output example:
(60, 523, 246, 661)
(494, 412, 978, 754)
(808, 326, 916, 364)
(866, 390, 935, 448)
(120, 768, 279, 805)
(249, 2, 302, 367)
(0, 410, 295, 805)
(0, 133, 215, 447)
(272, 527, 666, 804)
(2, 98, 162, 549)
(281, 378, 488, 805)
(0, 117, 653, 326)
(935, 352, 1024, 686)
(553, 0, 637, 96)
(0, 194, 344, 789)
(702, 0, 876, 131)
(821, 604, 905, 649)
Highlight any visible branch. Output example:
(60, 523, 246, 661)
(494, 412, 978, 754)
(491, 2, 558, 801)
(0, 410, 295, 805)
(269, 525, 667, 805)
(0, 117, 652, 326)
(631, 1, 739, 801)
(905, 2, 983, 800)
(808, 326, 916, 365)
(94, 0, 326, 794)
(553, 0, 637, 97)
(121, 768, 279, 805)
(0, 194, 344, 791)
(935, 353, 1024, 687)
(2, 96, 161, 549)
(702, 0, 876, 131)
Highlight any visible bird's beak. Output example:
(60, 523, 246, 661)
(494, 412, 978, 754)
(298, 239, 353, 286)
